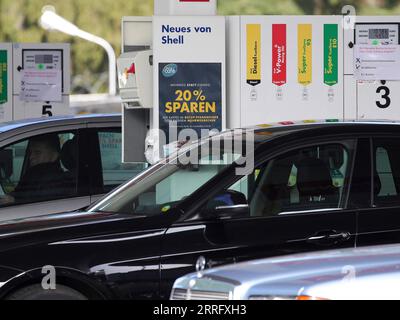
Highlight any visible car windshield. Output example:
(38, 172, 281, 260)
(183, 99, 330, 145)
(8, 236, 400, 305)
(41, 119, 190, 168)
(88, 132, 251, 216)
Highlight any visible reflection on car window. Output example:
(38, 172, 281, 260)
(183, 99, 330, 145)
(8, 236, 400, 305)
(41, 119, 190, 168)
(89, 139, 244, 216)
(0, 131, 79, 207)
(373, 138, 400, 207)
(98, 130, 147, 193)
(211, 142, 353, 218)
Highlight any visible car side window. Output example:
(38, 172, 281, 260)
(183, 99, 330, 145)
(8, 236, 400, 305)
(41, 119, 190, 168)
(89, 146, 242, 216)
(0, 131, 79, 207)
(0, 140, 28, 195)
(373, 138, 400, 207)
(203, 142, 354, 218)
(97, 129, 147, 193)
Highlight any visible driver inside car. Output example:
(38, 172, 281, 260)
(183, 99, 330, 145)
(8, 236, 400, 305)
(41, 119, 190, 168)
(0, 134, 65, 205)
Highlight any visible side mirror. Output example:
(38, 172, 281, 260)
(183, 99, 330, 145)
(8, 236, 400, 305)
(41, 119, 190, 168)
(214, 204, 250, 219)
(203, 190, 249, 219)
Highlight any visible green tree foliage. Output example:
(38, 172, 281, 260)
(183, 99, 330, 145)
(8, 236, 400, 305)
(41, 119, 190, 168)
(0, 0, 399, 93)
(218, 0, 400, 15)
(218, 0, 303, 15)
(0, 0, 153, 93)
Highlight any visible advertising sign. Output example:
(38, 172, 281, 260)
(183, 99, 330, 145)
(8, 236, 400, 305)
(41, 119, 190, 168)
(159, 62, 222, 143)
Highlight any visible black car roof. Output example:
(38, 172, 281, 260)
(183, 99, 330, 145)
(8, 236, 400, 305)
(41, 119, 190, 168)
(245, 119, 400, 144)
(0, 116, 398, 142)
(0, 113, 121, 133)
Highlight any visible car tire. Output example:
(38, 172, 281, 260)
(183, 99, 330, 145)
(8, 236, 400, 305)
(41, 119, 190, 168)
(6, 284, 88, 300)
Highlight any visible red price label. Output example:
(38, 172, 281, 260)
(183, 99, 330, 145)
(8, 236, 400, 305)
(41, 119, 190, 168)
(272, 24, 287, 87)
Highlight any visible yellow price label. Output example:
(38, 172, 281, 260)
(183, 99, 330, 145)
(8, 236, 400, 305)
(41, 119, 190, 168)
(247, 24, 261, 86)
(298, 24, 312, 86)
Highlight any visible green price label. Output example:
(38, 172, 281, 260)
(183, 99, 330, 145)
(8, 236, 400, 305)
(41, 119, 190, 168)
(324, 24, 338, 86)
(0, 50, 7, 104)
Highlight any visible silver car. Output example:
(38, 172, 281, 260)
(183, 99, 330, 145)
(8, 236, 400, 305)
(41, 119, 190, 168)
(171, 244, 400, 300)
(0, 114, 146, 221)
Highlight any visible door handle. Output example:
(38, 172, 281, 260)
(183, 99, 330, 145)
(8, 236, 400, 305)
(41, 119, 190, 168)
(307, 230, 351, 245)
(327, 232, 351, 240)
(307, 235, 327, 241)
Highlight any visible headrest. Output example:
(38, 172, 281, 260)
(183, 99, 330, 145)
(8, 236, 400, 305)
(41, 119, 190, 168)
(30, 133, 61, 153)
(296, 157, 334, 198)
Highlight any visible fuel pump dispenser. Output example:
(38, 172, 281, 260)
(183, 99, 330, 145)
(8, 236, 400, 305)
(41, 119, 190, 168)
(119, 0, 400, 163)
(0, 42, 70, 122)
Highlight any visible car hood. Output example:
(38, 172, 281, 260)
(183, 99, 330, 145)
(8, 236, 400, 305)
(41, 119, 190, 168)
(174, 244, 400, 299)
(0, 210, 118, 234)
(0, 210, 139, 252)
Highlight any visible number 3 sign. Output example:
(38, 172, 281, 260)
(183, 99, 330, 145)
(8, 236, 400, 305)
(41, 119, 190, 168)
(357, 80, 400, 119)
(376, 81, 391, 109)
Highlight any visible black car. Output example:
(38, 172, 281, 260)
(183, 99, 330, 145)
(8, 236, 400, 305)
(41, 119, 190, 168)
(0, 121, 399, 299)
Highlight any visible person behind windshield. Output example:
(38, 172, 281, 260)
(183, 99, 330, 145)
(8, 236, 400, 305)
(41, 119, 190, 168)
(5, 134, 65, 204)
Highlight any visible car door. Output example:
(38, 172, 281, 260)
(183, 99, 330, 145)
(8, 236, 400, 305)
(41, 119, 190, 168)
(0, 125, 90, 221)
(86, 124, 147, 204)
(159, 138, 358, 299)
(356, 136, 400, 247)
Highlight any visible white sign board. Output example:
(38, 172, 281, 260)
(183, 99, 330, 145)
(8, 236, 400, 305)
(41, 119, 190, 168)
(10, 43, 71, 121)
(354, 45, 400, 81)
(20, 70, 62, 102)
(357, 80, 400, 119)
(345, 17, 400, 120)
(153, 15, 226, 143)
(20, 49, 63, 102)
